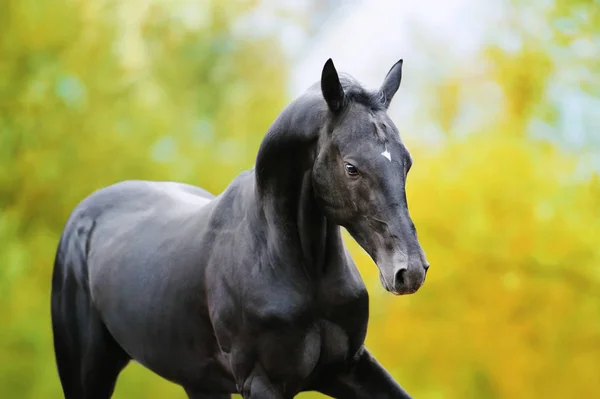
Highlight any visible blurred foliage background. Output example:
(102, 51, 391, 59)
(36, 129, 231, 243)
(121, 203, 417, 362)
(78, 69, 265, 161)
(0, 0, 598, 398)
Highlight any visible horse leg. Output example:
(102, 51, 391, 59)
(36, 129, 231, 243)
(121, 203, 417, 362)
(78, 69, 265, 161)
(238, 366, 287, 399)
(52, 263, 130, 398)
(184, 388, 231, 399)
(79, 315, 131, 399)
(310, 346, 412, 399)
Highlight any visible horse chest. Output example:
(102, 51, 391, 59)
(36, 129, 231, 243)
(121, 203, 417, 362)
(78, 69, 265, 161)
(237, 314, 362, 393)
(317, 319, 352, 364)
(209, 258, 370, 390)
(249, 285, 369, 376)
(316, 288, 370, 364)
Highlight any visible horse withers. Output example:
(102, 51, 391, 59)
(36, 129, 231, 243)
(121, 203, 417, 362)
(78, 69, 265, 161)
(51, 57, 430, 398)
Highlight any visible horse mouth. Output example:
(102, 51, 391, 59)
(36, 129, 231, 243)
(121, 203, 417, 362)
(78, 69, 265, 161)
(392, 287, 420, 296)
(379, 272, 393, 293)
(379, 272, 424, 296)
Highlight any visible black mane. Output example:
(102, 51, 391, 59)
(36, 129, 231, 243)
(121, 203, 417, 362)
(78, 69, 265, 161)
(338, 73, 386, 112)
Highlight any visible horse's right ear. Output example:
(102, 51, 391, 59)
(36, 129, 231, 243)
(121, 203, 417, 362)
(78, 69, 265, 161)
(321, 58, 345, 113)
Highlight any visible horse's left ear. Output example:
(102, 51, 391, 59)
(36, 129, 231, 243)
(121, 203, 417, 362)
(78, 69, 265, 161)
(321, 58, 345, 113)
(380, 59, 403, 109)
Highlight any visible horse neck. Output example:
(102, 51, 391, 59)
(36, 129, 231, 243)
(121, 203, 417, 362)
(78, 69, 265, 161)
(253, 93, 343, 276)
(256, 167, 341, 278)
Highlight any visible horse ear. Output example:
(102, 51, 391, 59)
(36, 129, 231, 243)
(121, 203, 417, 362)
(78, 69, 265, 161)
(321, 58, 345, 113)
(380, 59, 403, 109)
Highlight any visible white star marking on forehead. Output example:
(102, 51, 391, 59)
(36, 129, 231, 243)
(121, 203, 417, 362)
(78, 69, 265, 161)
(381, 145, 392, 162)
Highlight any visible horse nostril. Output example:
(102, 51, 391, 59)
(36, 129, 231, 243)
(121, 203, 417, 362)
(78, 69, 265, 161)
(423, 263, 430, 272)
(394, 268, 407, 289)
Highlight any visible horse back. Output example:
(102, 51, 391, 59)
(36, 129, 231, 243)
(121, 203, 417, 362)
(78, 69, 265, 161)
(53, 179, 215, 301)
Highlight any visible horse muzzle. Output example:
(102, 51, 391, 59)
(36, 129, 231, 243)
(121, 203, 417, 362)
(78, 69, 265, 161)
(378, 255, 429, 296)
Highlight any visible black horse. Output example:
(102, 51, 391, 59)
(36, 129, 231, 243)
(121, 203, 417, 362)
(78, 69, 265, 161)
(51, 58, 430, 398)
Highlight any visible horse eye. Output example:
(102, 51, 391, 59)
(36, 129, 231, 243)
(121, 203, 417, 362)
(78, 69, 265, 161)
(345, 163, 359, 176)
